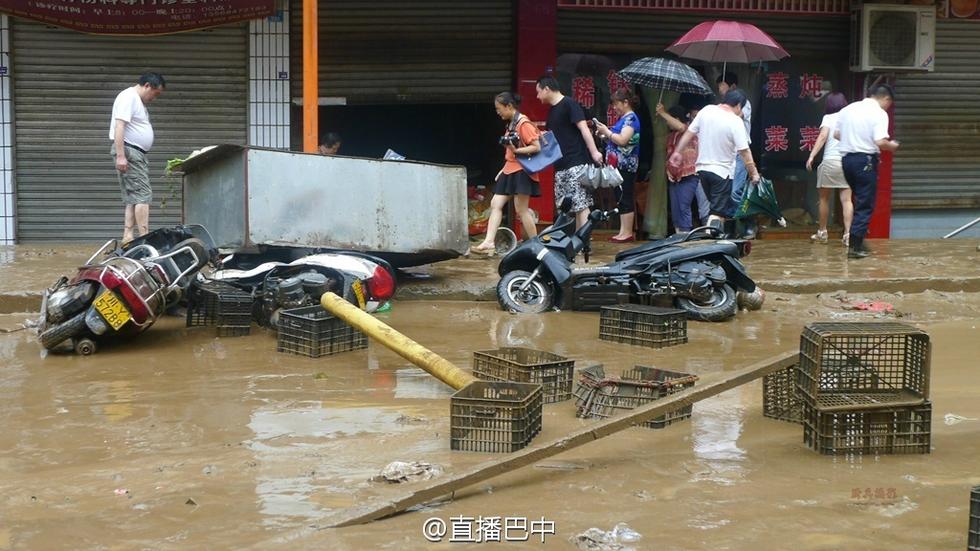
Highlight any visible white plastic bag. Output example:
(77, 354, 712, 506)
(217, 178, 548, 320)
(599, 165, 623, 188)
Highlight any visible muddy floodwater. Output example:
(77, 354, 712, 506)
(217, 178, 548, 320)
(1, 294, 978, 550)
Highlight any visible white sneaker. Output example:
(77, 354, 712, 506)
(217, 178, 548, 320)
(810, 229, 828, 244)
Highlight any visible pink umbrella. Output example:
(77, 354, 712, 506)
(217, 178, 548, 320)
(667, 20, 789, 74)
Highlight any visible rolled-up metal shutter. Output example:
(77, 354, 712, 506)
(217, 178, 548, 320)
(558, 10, 849, 58)
(289, 0, 513, 104)
(12, 20, 247, 242)
(893, 19, 980, 209)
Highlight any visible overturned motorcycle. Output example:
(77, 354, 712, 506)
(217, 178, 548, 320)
(496, 200, 763, 321)
(208, 247, 397, 327)
(38, 225, 217, 355)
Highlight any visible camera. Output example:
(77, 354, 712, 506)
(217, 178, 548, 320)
(498, 132, 521, 147)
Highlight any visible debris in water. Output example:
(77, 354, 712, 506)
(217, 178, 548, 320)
(113, 488, 129, 497)
(185, 498, 198, 506)
(313, 372, 328, 380)
(570, 523, 642, 551)
(394, 414, 428, 425)
(944, 413, 978, 425)
(374, 461, 443, 484)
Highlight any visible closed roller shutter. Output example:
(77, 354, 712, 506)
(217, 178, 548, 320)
(893, 19, 980, 208)
(558, 10, 849, 58)
(12, 20, 248, 241)
(289, 0, 513, 104)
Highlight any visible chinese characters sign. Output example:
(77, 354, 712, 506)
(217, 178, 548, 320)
(0, 0, 275, 35)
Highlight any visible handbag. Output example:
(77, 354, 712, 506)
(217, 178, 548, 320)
(598, 165, 623, 188)
(516, 121, 563, 174)
(581, 164, 603, 189)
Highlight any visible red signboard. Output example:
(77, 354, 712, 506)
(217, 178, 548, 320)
(0, 0, 275, 35)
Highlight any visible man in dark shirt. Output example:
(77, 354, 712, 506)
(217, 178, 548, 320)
(536, 76, 604, 228)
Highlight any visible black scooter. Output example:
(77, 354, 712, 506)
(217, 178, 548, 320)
(495, 200, 758, 321)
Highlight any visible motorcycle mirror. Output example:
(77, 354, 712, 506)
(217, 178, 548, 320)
(559, 196, 573, 214)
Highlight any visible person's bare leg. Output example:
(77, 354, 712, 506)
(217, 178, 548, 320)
(475, 194, 509, 250)
(514, 194, 537, 239)
(616, 212, 635, 238)
(134, 203, 150, 237)
(123, 205, 135, 242)
(817, 188, 831, 231)
(840, 187, 854, 245)
(575, 208, 589, 230)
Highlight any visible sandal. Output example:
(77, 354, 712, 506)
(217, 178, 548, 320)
(468, 245, 496, 256)
(842, 232, 850, 247)
(810, 229, 828, 244)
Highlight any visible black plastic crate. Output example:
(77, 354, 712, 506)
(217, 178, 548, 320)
(450, 381, 542, 453)
(472, 348, 575, 404)
(276, 305, 367, 358)
(798, 322, 930, 409)
(599, 304, 687, 349)
(970, 485, 980, 551)
(802, 400, 932, 456)
(574, 365, 698, 429)
(186, 280, 253, 328)
(763, 362, 802, 424)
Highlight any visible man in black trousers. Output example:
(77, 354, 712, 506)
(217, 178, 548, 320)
(835, 84, 901, 259)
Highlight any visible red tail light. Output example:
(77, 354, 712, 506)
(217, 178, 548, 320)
(366, 266, 396, 301)
(742, 240, 752, 257)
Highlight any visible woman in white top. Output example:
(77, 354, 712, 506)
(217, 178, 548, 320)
(806, 92, 853, 246)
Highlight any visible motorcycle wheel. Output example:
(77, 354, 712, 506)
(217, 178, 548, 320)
(496, 270, 554, 314)
(675, 284, 737, 322)
(39, 311, 88, 350)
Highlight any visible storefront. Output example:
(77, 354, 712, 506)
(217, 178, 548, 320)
(7, 19, 250, 241)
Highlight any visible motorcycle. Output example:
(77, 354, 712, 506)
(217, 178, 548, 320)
(495, 200, 759, 321)
(208, 247, 397, 327)
(38, 225, 217, 354)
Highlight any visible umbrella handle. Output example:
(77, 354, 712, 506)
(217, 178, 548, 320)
(657, 88, 664, 105)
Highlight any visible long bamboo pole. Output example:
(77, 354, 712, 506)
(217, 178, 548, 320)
(320, 293, 477, 391)
(313, 350, 798, 529)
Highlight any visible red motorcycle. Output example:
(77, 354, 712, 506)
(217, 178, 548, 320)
(38, 225, 215, 355)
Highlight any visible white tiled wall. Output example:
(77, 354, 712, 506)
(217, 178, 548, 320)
(248, 4, 290, 149)
(0, 15, 13, 244)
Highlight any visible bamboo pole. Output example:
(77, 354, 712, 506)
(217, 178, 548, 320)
(320, 292, 477, 391)
(315, 349, 798, 529)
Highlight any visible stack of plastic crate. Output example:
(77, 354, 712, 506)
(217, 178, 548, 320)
(797, 322, 931, 456)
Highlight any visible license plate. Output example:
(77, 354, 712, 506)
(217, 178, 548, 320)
(351, 279, 366, 310)
(94, 290, 131, 331)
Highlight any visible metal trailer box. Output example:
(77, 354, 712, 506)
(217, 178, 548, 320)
(178, 145, 468, 265)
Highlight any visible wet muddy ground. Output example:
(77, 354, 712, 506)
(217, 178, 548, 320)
(1, 292, 978, 550)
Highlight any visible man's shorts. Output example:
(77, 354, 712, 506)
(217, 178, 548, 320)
(112, 144, 152, 205)
(554, 164, 592, 213)
(697, 170, 732, 217)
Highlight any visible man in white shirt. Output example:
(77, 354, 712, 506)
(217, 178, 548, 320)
(717, 72, 755, 238)
(109, 72, 165, 242)
(669, 90, 761, 231)
(835, 84, 900, 259)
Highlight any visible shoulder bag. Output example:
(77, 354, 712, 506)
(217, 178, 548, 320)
(514, 116, 563, 174)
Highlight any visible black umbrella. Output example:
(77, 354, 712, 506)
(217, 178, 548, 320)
(617, 57, 713, 102)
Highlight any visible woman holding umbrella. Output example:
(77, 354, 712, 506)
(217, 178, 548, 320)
(595, 89, 641, 242)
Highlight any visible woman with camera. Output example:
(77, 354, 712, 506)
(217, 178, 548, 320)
(594, 89, 641, 242)
(470, 92, 542, 255)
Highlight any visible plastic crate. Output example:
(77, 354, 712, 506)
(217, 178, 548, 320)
(276, 306, 367, 358)
(763, 362, 803, 424)
(970, 485, 980, 551)
(798, 322, 930, 409)
(802, 400, 932, 456)
(450, 381, 542, 453)
(574, 365, 698, 429)
(472, 348, 575, 404)
(599, 304, 687, 349)
(186, 280, 253, 327)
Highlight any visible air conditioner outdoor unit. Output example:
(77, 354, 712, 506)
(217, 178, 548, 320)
(850, 3, 936, 72)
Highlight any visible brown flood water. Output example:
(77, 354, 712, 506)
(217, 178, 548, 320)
(0, 295, 978, 550)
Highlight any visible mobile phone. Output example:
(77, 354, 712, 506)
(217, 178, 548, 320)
(592, 117, 600, 125)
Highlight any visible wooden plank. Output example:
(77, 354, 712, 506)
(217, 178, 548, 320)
(320, 350, 799, 528)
